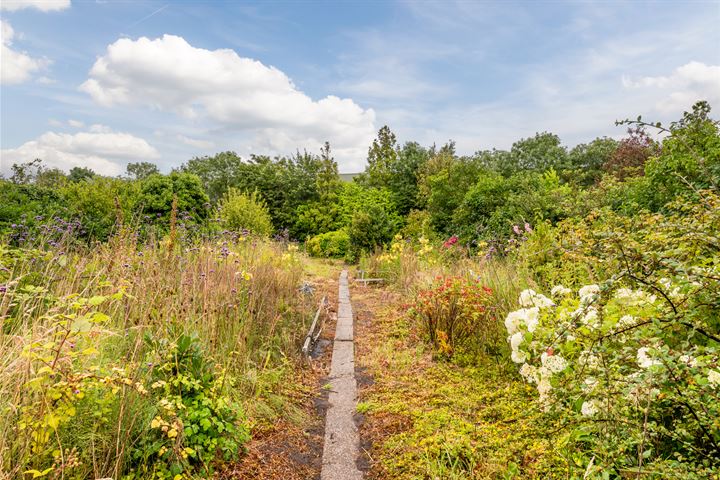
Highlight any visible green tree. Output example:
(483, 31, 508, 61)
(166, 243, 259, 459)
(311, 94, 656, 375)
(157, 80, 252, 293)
(138, 172, 209, 224)
(365, 125, 398, 187)
(217, 189, 273, 237)
(126, 161, 160, 180)
(68, 166, 96, 183)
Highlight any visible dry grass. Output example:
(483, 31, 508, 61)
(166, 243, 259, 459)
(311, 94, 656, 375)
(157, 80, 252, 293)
(0, 232, 317, 478)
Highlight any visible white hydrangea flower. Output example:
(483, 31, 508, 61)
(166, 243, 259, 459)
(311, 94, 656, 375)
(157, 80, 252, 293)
(637, 347, 661, 369)
(579, 350, 601, 368)
(578, 284, 600, 304)
(519, 289, 554, 309)
(679, 354, 699, 368)
(584, 377, 598, 389)
(519, 363, 538, 384)
(581, 308, 601, 329)
(708, 370, 720, 387)
(541, 352, 568, 373)
(581, 400, 600, 416)
(504, 310, 524, 335)
(511, 349, 527, 363)
(615, 288, 657, 306)
(551, 285, 571, 297)
(537, 378, 552, 395)
(617, 315, 635, 328)
(510, 331, 524, 351)
(525, 307, 540, 332)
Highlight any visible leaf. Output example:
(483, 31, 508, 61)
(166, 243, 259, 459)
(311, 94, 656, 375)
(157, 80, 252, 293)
(23, 467, 54, 478)
(88, 295, 107, 306)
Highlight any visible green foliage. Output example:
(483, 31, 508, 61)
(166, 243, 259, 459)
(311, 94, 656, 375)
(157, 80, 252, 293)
(61, 176, 140, 240)
(364, 125, 399, 188)
(217, 189, 273, 237)
(306, 229, 351, 258)
(67, 167, 96, 183)
(126, 162, 159, 180)
(643, 101, 720, 209)
(565, 137, 618, 185)
(129, 335, 247, 479)
(508, 190, 720, 477)
(138, 172, 209, 225)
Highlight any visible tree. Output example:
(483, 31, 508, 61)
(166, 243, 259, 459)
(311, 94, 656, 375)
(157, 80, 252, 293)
(68, 166, 96, 183)
(217, 189, 273, 237)
(566, 137, 618, 185)
(365, 125, 398, 187)
(126, 162, 160, 180)
(138, 172, 210, 223)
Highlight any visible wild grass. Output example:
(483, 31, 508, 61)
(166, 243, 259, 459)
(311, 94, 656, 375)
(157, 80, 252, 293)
(0, 228, 315, 479)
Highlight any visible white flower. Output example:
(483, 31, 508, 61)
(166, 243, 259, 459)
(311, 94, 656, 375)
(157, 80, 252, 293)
(510, 332, 524, 351)
(581, 308, 600, 329)
(708, 370, 720, 387)
(579, 350, 601, 368)
(679, 354, 699, 368)
(614, 288, 657, 306)
(584, 377, 598, 388)
(541, 352, 568, 373)
(519, 363, 538, 384)
(525, 307, 540, 332)
(505, 310, 524, 335)
(511, 349, 527, 363)
(578, 284, 600, 304)
(519, 289, 554, 309)
(637, 347, 661, 369)
(537, 378, 552, 395)
(617, 315, 635, 328)
(551, 285, 571, 297)
(581, 400, 600, 416)
(505, 307, 539, 334)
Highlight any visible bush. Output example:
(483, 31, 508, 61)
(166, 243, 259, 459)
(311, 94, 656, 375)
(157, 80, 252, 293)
(409, 276, 500, 359)
(129, 335, 248, 479)
(217, 189, 273, 237)
(505, 190, 720, 477)
(306, 229, 350, 258)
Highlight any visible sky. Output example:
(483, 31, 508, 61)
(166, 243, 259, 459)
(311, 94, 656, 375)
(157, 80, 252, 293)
(1, 0, 719, 175)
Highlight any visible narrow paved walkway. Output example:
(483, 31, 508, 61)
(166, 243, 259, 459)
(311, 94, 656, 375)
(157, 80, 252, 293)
(320, 270, 363, 480)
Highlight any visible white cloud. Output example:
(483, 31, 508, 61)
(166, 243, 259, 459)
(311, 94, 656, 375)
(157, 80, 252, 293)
(79, 34, 376, 171)
(1, 129, 159, 176)
(622, 61, 720, 113)
(177, 134, 214, 149)
(1, 20, 48, 84)
(68, 119, 84, 128)
(0, 0, 70, 12)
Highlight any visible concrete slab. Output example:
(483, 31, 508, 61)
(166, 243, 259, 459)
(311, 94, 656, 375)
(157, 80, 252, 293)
(321, 269, 363, 480)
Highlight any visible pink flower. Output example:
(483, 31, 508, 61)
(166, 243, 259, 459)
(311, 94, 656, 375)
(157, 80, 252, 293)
(524, 222, 532, 233)
(443, 236, 459, 248)
(513, 225, 522, 235)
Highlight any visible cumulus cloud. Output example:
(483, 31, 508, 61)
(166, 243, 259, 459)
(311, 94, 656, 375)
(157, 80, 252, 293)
(1, 20, 48, 84)
(80, 34, 376, 171)
(1, 0, 70, 12)
(622, 62, 720, 113)
(1, 129, 159, 176)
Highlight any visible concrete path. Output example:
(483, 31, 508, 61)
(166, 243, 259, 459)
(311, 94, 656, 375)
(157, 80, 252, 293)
(320, 270, 363, 480)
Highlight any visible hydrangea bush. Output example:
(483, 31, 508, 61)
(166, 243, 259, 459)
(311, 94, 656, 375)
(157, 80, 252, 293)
(506, 280, 719, 477)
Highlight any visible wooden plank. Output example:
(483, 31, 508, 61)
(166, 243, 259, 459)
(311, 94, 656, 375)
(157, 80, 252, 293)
(302, 295, 326, 356)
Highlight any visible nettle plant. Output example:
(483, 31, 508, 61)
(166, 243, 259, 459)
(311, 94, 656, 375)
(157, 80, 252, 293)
(506, 279, 720, 477)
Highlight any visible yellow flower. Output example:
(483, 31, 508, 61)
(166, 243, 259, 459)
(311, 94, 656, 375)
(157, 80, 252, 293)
(167, 428, 178, 438)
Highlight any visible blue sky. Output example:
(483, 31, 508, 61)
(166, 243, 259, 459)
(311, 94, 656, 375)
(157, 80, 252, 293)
(1, 0, 719, 175)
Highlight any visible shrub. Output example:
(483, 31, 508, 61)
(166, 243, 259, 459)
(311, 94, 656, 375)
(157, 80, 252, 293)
(306, 229, 350, 258)
(129, 335, 248, 479)
(217, 189, 273, 237)
(504, 190, 720, 477)
(409, 276, 499, 359)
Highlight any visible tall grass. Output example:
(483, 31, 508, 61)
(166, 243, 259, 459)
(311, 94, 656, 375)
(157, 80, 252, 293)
(0, 228, 314, 478)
